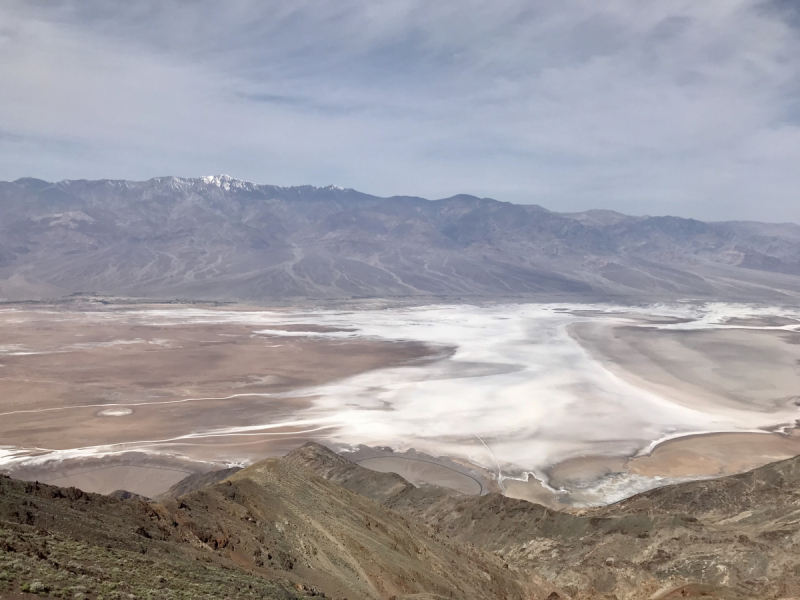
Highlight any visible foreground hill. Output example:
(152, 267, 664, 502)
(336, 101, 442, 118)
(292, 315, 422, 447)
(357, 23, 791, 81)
(0, 455, 558, 600)
(5, 443, 800, 599)
(1, 176, 800, 301)
(288, 442, 800, 599)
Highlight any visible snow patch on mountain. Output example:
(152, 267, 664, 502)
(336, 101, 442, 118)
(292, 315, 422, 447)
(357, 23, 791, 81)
(199, 174, 257, 191)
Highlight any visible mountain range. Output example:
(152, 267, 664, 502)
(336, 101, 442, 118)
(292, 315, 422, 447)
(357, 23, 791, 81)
(4, 442, 800, 599)
(2, 175, 800, 302)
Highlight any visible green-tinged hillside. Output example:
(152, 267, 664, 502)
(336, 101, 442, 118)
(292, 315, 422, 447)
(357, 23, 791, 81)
(0, 457, 560, 600)
(290, 442, 800, 600)
(6, 444, 800, 600)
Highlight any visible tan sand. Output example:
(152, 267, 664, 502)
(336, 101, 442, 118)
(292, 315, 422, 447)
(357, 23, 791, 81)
(569, 322, 800, 416)
(546, 455, 629, 489)
(503, 478, 568, 509)
(343, 445, 495, 495)
(628, 431, 800, 478)
(564, 320, 800, 492)
(356, 456, 483, 495)
(4, 451, 203, 497)
(528, 430, 800, 507)
(37, 465, 191, 497)
(0, 304, 438, 494)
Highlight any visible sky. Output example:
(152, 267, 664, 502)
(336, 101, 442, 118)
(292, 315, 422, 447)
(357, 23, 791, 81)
(1, 1, 799, 223)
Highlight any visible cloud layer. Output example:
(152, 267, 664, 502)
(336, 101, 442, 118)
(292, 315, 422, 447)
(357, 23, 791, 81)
(1, 1, 798, 222)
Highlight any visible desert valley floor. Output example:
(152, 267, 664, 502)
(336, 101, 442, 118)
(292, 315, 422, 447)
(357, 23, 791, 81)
(1, 298, 799, 507)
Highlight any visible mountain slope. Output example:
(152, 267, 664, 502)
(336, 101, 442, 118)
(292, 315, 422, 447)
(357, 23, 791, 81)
(290, 442, 800, 600)
(1, 176, 800, 301)
(0, 457, 562, 600)
(0, 474, 304, 600)
(6, 443, 800, 599)
(155, 466, 243, 501)
(212, 457, 557, 599)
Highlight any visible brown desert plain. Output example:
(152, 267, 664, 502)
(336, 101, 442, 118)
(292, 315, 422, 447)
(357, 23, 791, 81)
(0, 301, 440, 496)
(1, 298, 800, 507)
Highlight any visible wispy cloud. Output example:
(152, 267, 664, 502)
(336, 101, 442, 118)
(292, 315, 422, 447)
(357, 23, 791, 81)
(236, 92, 363, 116)
(0, 0, 798, 222)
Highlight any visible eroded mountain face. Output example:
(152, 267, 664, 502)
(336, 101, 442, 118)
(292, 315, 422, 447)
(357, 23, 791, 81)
(1, 176, 800, 302)
(280, 443, 800, 599)
(0, 452, 558, 600)
(3, 443, 800, 600)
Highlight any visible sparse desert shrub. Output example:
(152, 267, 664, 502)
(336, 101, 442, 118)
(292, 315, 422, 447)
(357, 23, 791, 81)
(66, 560, 83, 573)
(28, 579, 49, 594)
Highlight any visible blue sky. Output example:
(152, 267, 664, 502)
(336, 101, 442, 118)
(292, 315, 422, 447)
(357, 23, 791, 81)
(1, 1, 799, 222)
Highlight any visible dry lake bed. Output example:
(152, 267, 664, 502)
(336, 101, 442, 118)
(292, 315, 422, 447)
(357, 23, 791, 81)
(1, 298, 799, 505)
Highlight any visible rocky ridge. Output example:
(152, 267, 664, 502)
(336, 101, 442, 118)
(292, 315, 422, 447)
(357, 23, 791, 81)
(0, 451, 559, 600)
(287, 442, 800, 599)
(4, 442, 800, 598)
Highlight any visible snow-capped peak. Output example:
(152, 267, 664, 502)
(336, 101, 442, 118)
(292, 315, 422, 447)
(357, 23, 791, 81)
(198, 174, 255, 191)
(201, 174, 231, 186)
